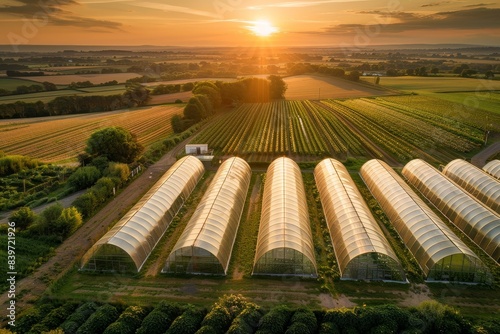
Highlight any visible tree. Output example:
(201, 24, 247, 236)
(85, 127, 143, 163)
(268, 75, 287, 99)
(485, 70, 494, 79)
(9, 207, 36, 230)
(171, 115, 185, 133)
(431, 67, 439, 75)
(56, 207, 82, 237)
(122, 83, 150, 107)
(347, 70, 360, 81)
(67, 166, 101, 190)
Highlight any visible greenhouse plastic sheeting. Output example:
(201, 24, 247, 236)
(361, 159, 489, 282)
(483, 160, 500, 180)
(253, 157, 317, 276)
(163, 157, 251, 275)
(315, 159, 405, 281)
(443, 159, 500, 214)
(80, 156, 205, 273)
(403, 159, 500, 264)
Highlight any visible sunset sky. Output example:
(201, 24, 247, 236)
(1, 0, 499, 47)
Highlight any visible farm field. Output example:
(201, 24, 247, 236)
(192, 94, 499, 164)
(17, 72, 141, 85)
(369, 76, 500, 93)
(283, 74, 393, 100)
(0, 89, 84, 104)
(0, 105, 182, 163)
(0, 77, 42, 90)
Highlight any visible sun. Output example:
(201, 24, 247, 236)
(248, 20, 278, 37)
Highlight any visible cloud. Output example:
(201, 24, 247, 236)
(463, 3, 496, 7)
(0, 0, 76, 16)
(318, 7, 500, 35)
(131, 2, 219, 19)
(248, 0, 365, 10)
(0, 0, 122, 30)
(421, 1, 450, 8)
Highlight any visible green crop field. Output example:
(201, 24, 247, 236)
(0, 77, 42, 90)
(192, 94, 499, 164)
(370, 76, 500, 93)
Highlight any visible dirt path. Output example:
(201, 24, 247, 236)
(471, 140, 500, 167)
(0, 132, 198, 318)
(0, 190, 86, 225)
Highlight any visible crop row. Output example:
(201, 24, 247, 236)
(192, 101, 366, 159)
(0, 105, 181, 162)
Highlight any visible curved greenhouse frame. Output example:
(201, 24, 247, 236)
(403, 159, 500, 263)
(162, 157, 251, 275)
(81, 156, 205, 273)
(443, 159, 500, 214)
(315, 159, 405, 281)
(361, 159, 489, 282)
(253, 157, 317, 277)
(483, 160, 500, 180)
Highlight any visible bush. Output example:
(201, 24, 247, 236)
(76, 304, 119, 334)
(257, 305, 293, 334)
(52, 302, 100, 334)
(103, 306, 149, 334)
(136, 302, 183, 334)
(9, 206, 36, 230)
(67, 166, 101, 190)
(166, 308, 207, 334)
(55, 207, 83, 237)
(0, 155, 39, 176)
(93, 177, 115, 203)
(29, 302, 78, 333)
(227, 304, 263, 334)
(72, 191, 98, 219)
(106, 162, 129, 184)
(288, 308, 317, 334)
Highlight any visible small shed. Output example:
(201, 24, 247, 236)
(186, 144, 208, 155)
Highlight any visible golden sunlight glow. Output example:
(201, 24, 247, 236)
(247, 20, 279, 37)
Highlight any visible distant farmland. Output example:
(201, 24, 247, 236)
(368, 76, 500, 93)
(0, 105, 182, 163)
(284, 75, 393, 100)
(18, 72, 141, 85)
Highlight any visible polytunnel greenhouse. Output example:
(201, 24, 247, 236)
(483, 160, 500, 180)
(443, 159, 500, 214)
(361, 159, 490, 283)
(80, 156, 205, 273)
(314, 159, 405, 281)
(402, 159, 500, 264)
(252, 157, 317, 277)
(162, 157, 251, 275)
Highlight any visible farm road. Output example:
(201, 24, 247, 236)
(0, 132, 196, 318)
(0, 190, 86, 225)
(471, 141, 500, 167)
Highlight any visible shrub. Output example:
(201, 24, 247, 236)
(55, 207, 83, 237)
(136, 302, 183, 334)
(256, 305, 293, 334)
(72, 191, 98, 219)
(67, 166, 101, 190)
(29, 302, 78, 333)
(166, 307, 207, 334)
(51, 302, 99, 334)
(288, 308, 317, 334)
(76, 304, 119, 334)
(9, 206, 36, 230)
(103, 306, 149, 334)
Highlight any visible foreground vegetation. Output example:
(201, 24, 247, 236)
(7, 294, 500, 334)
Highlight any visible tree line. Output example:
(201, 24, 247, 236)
(0, 84, 150, 118)
(171, 76, 288, 133)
